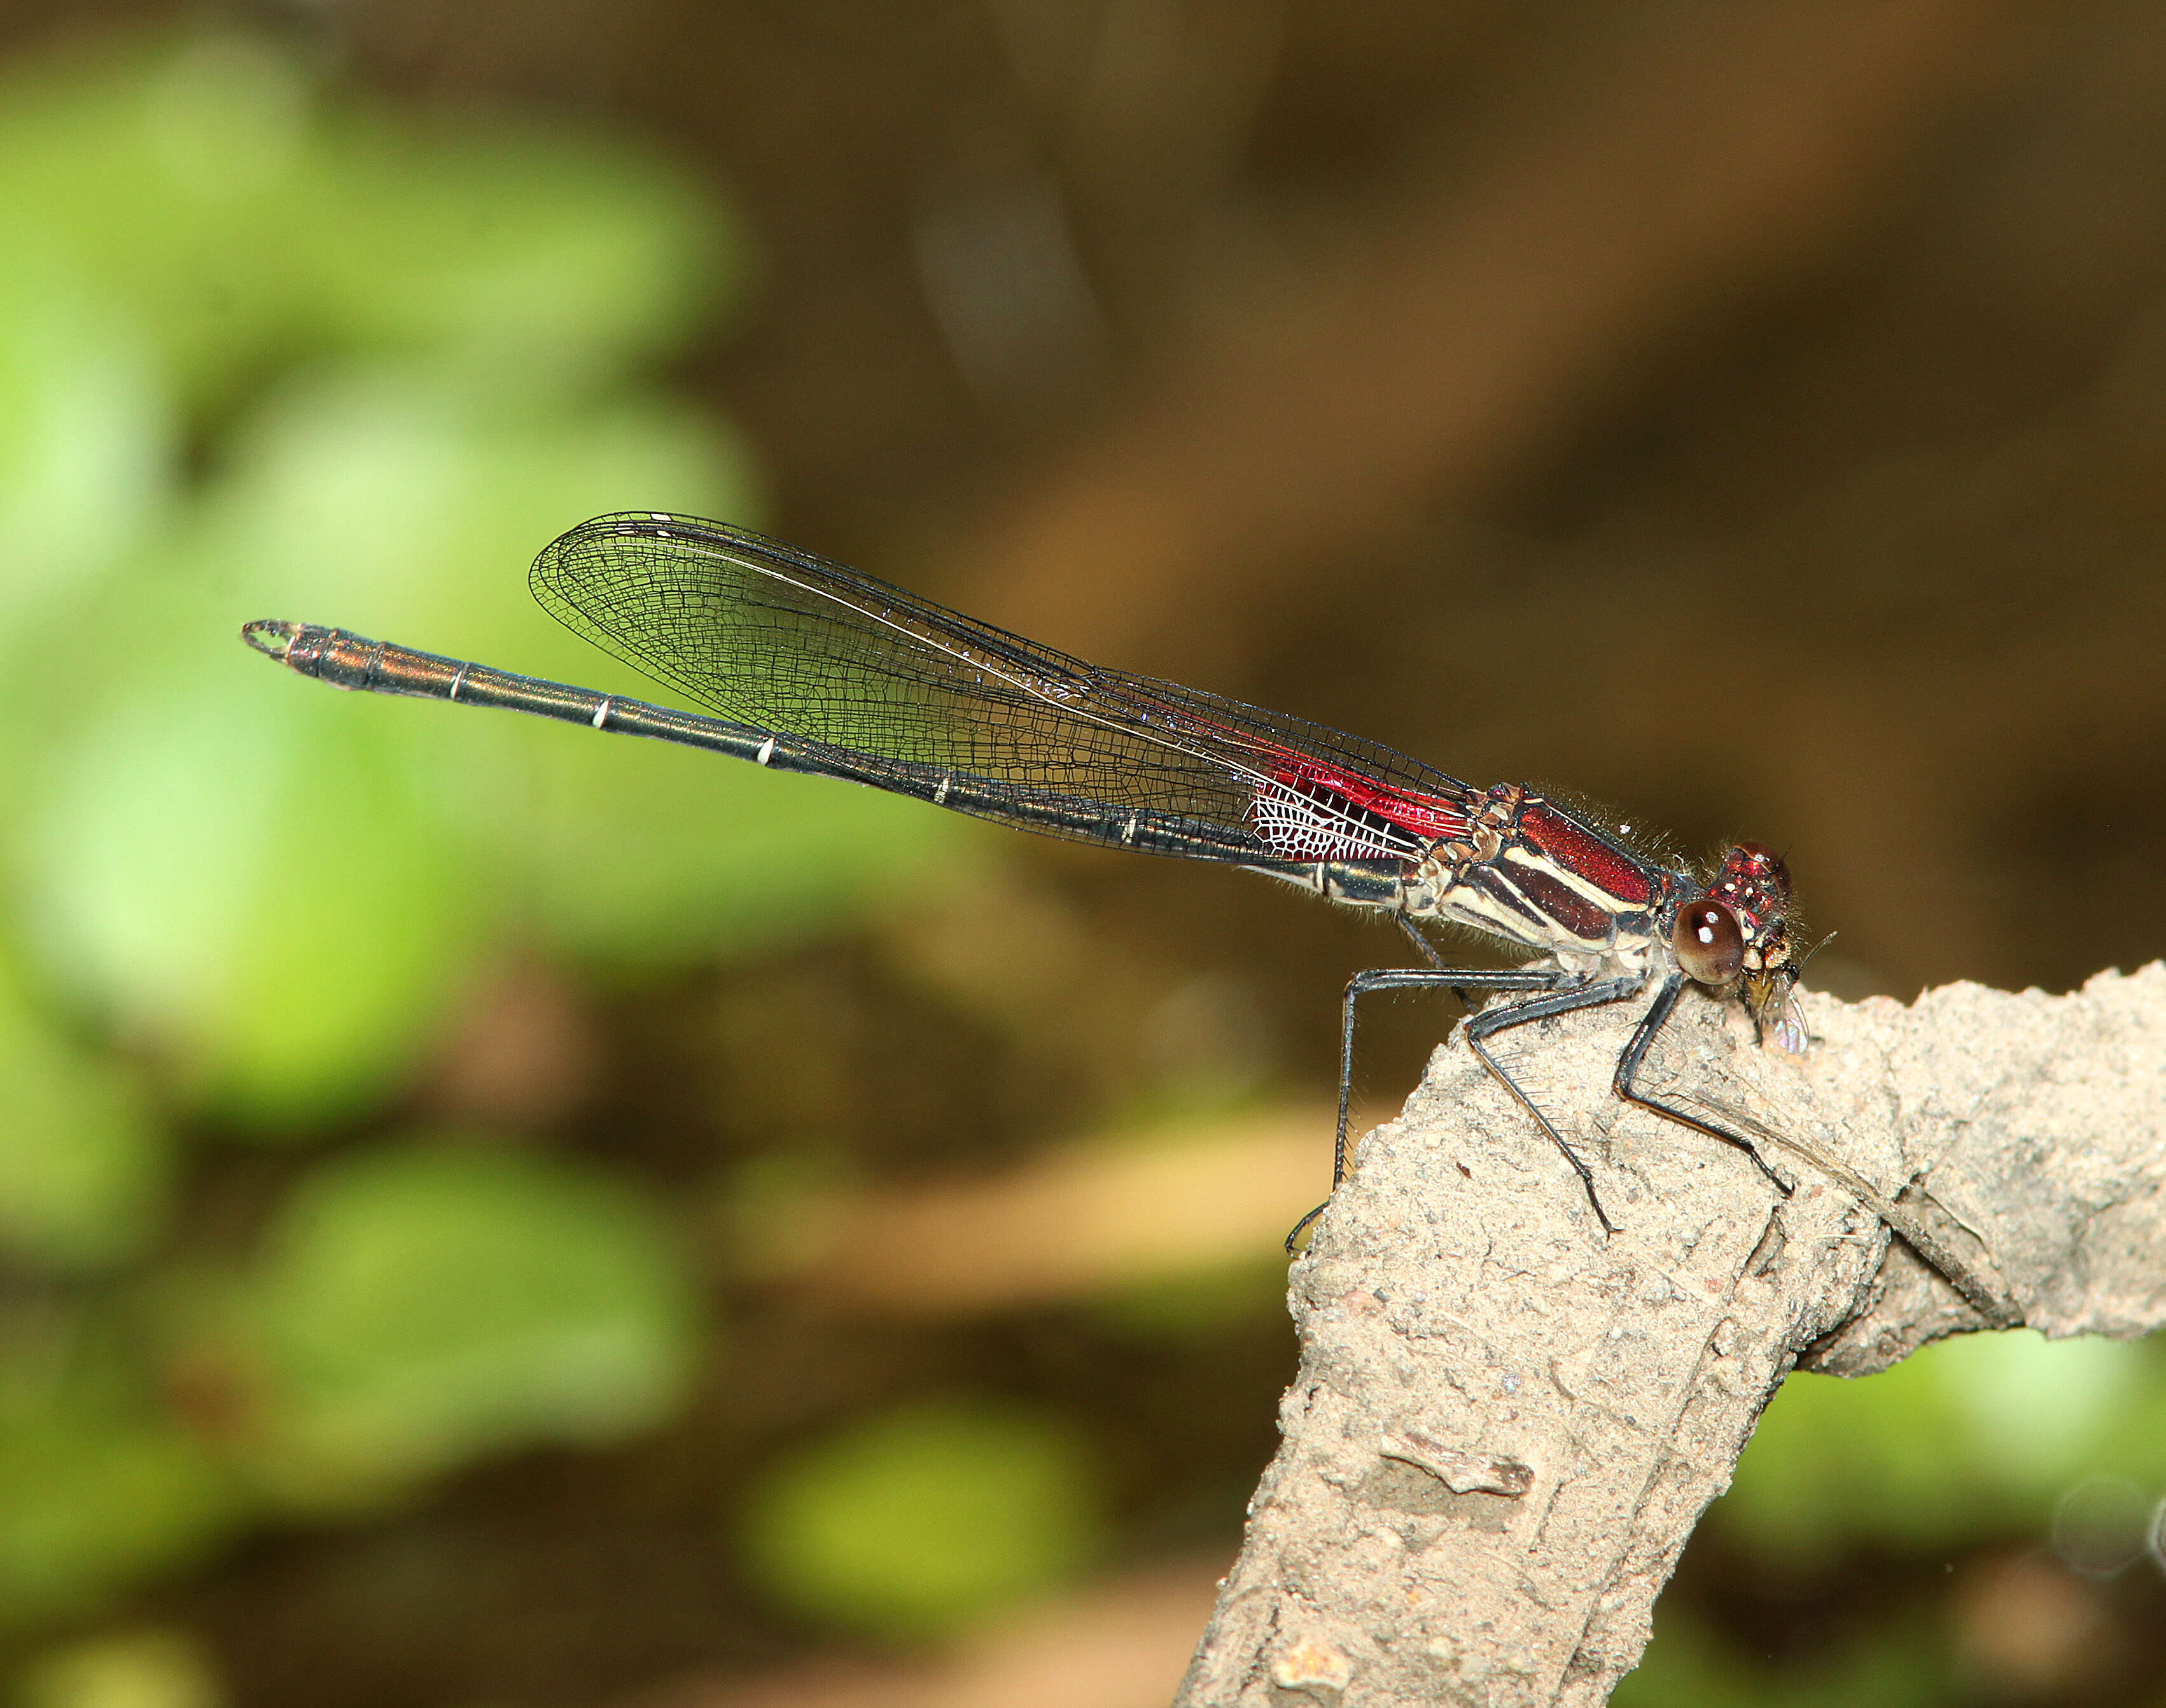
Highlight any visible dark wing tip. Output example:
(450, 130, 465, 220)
(537, 511, 711, 558)
(530, 511, 690, 601)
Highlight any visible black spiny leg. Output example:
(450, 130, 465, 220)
(1611, 970, 1794, 1198)
(1396, 914, 1471, 1007)
(1462, 974, 1650, 1234)
(1283, 955, 1572, 1253)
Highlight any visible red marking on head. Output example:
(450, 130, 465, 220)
(1707, 842, 1791, 927)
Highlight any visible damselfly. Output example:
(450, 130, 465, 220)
(242, 512, 1806, 1247)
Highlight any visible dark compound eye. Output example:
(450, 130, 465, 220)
(1673, 900, 1744, 986)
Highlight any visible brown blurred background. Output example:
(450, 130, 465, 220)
(256, 0, 2166, 1003)
(3, 2, 2165, 1705)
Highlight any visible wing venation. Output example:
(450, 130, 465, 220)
(529, 513, 1475, 864)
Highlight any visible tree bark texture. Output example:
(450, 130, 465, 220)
(1174, 965, 2166, 1707)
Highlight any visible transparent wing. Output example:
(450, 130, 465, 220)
(529, 514, 1476, 864)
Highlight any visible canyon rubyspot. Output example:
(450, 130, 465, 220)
(242, 511, 1805, 1247)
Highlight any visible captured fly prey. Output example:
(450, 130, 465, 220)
(242, 511, 1807, 1247)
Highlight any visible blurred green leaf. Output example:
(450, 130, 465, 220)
(0, 1323, 239, 1630)
(302, 109, 738, 381)
(0, 32, 738, 411)
(234, 1139, 699, 1509)
(0, 34, 321, 407)
(1937, 1327, 2149, 1492)
(0, 960, 169, 1271)
(192, 361, 961, 977)
(15, 1628, 224, 1708)
(738, 1397, 1103, 1643)
(0, 21, 953, 1120)
(1715, 1331, 2166, 1569)
(1616, 1606, 1950, 1708)
(206, 362, 754, 663)
(0, 245, 170, 648)
(517, 727, 963, 971)
(5, 360, 774, 1120)
(1720, 1353, 1990, 1567)
(15, 652, 489, 1127)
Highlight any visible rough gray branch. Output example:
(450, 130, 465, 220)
(1174, 965, 2166, 1708)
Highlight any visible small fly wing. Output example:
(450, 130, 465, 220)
(529, 514, 1474, 863)
(1772, 990, 1810, 1054)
